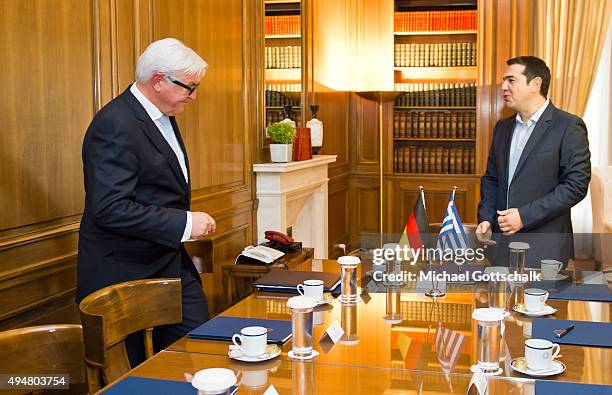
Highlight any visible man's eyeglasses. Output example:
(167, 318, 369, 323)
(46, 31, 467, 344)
(165, 76, 199, 95)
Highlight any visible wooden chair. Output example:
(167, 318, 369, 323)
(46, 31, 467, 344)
(591, 166, 612, 270)
(0, 324, 87, 394)
(78, 278, 182, 393)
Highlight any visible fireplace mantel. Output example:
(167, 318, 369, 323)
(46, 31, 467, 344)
(253, 155, 337, 259)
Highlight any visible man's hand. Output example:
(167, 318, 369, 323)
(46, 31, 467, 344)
(476, 221, 496, 246)
(190, 212, 216, 239)
(497, 208, 523, 235)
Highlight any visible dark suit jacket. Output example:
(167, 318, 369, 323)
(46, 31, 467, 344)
(77, 87, 195, 302)
(478, 102, 591, 267)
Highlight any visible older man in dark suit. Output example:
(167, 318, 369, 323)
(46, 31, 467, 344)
(77, 38, 216, 366)
(476, 56, 591, 267)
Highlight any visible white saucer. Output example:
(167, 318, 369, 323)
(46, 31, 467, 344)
(511, 358, 566, 377)
(288, 349, 319, 360)
(228, 345, 281, 362)
(513, 304, 557, 317)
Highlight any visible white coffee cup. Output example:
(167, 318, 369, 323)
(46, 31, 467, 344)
(525, 339, 561, 371)
(524, 288, 548, 312)
(297, 279, 324, 301)
(232, 326, 267, 357)
(540, 259, 563, 280)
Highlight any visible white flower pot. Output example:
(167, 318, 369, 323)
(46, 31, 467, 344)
(270, 144, 293, 162)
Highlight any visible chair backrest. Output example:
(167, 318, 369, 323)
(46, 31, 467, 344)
(0, 324, 87, 394)
(79, 278, 182, 392)
(430, 222, 479, 250)
(590, 166, 612, 263)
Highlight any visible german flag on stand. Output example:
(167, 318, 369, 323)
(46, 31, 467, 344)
(399, 187, 434, 258)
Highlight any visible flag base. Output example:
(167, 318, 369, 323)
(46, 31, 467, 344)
(425, 288, 446, 298)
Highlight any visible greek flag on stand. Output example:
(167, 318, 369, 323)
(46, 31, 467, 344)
(436, 189, 468, 252)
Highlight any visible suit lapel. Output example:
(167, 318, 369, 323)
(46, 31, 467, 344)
(510, 102, 555, 185)
(122, 87, 188, 192)
(502, 118, 516, 189)
(170, 116, 191, 204)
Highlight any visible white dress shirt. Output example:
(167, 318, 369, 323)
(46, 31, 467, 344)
(130, 83, 192, 241)
(508, 98, 550, 183)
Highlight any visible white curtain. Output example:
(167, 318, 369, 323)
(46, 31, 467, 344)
(572, 20, 612, 258)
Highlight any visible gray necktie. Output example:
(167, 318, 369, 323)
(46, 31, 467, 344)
(159, 115, 188, 182)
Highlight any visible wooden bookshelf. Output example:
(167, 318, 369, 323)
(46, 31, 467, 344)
(265, 68, 301, 82)
(395, 138, 475, 142)
(394, 29, 477, 36)
(264, 3, 302, 127)
(391, 4, 478, 176)
(395, 106, 475, 110)
(395, 66, 477, 81)
(265, 34, 301, 39)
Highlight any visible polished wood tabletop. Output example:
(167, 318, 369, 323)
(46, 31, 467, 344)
(167, 258, 612, 387)
(120, 350, 534, 394)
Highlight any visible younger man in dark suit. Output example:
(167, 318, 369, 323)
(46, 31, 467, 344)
(476, 56, 591, 267)
(77, 38, 216, 365)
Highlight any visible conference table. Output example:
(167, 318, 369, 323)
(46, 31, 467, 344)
(103, 255, 612, 394)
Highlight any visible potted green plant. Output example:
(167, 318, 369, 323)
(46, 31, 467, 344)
(267, 122, 296, 162)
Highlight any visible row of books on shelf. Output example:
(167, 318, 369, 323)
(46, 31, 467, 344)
(265, 90, 300, 107)
(400, 301, 471, 324)
(394, 145, 476, 174)
(266, 108, 302, 126)
(394, 42, 476, 67)
(265, 15, 300, 36)
(265, 83, 301, 93)
(265, 46, 301, 69)
(395, 83, 476, 107)
(394, 111, 476, 139)
(394, 10, 477, 32)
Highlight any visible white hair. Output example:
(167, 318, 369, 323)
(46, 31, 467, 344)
(135, 38, 208, 83)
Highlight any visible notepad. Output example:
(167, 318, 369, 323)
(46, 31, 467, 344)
(531, 318, 612, 348)
(535, 380, 612, 395)
(252, 270, 341, 294)
(544, 284, 612, 302)
(187, 316, 292, 344)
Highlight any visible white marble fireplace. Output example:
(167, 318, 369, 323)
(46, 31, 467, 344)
(253, 155, 336, 259)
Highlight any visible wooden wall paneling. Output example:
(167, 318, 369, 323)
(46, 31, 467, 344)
(152, 0, 249, 191)
(386, 176, 479, 236)
(328, 174, 350, 257)
(349, 92, 381, 174)
(0, 0, 93, 233)
(348, 176, 380, 250)
(314, 91, 350, 175)
(0, 0, 99, 329)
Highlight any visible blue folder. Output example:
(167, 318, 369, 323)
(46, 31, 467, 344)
(102, 376, 195, 394)
(187, 316, 292, 344)
(539, 283, 612, 302)
(102, 377, 238, 394)
(532, 318, 612, 348)
(535, 380, 612, 395)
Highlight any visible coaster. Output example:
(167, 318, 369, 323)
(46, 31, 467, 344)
(288, 349, 319, 360)
(470, 365, 503, 376)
